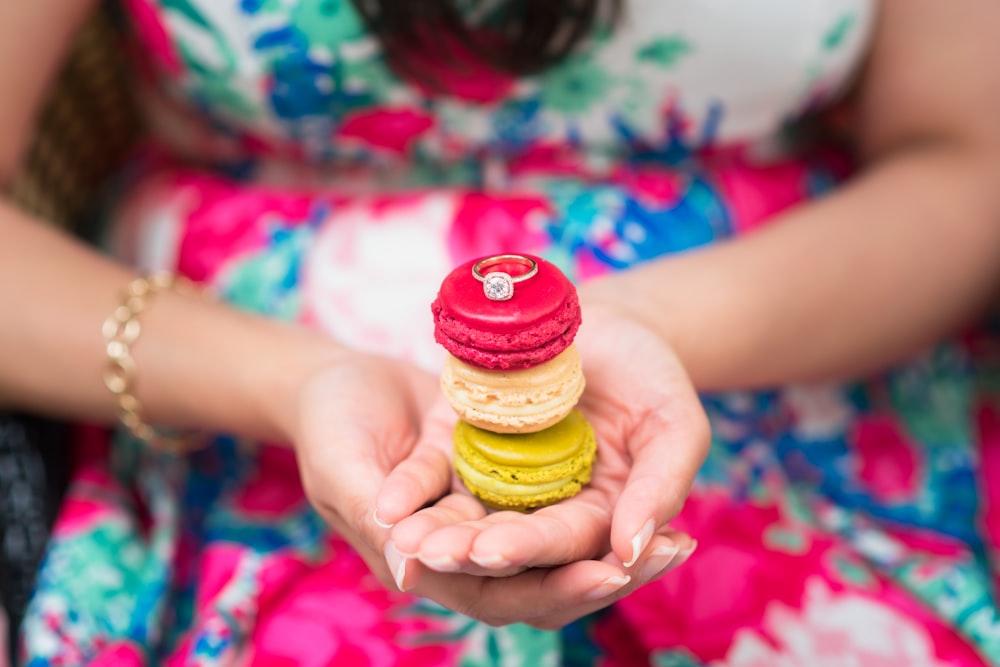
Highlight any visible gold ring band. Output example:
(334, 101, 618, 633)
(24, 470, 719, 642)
(472, 255, 539, 302)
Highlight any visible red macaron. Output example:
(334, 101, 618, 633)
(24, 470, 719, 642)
(432, 254, 582, 370)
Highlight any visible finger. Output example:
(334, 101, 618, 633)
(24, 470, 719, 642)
(375, 397, 457, 526)
(374, 439, 452, 527)
(625, 530, 697, 584)
(296, 362, 436, 592)
(414, 558, 629, 628)
(530, 533, 698, 630)
(394, 500, 534, 577)
(611, 395, 710, 568)
(390, 493, 487, 560)
(299, 398, 389, 552)
(464, 488, 613, 571)
(410, 533, 700, 630)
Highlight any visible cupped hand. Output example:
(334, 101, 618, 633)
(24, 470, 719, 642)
(288, 350, 696, 629)
(290, 352, 439, 591)
(375, 305, 710, 588)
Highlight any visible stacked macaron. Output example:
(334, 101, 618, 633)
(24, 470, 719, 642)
(432, 254, 597, 511)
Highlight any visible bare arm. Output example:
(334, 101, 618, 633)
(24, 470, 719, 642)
(0, 1, 343, 441)
(0, 0, 97, 183)
(583, 0, 1000, 390)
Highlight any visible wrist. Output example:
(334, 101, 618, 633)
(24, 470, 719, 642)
(243, 320, 352, 445)
(133, 288, 351, 444)
(579, 276, 664, 340)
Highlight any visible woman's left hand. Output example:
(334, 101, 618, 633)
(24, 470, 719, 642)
(291, 345, 698, 630)
(375, 304, 710, 585)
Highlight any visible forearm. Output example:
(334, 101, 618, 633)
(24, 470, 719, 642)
(0, 199, 344, 441)
(584, 144, 1000, 390)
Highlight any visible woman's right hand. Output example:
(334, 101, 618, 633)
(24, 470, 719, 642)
(289, 349, 686, 628)
(289, 351, 439, 589)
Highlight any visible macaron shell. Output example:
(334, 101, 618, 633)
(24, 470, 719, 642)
(442, 346, 585, 433)
(433, 292, 580, 352)
(436, 315, 580, 371)
(432, 255, 582, 370)
(453, 410, 598, 511)
(455, 456, 593, 510)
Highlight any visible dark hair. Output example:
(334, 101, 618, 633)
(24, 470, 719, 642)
(350, 0, 621, 80)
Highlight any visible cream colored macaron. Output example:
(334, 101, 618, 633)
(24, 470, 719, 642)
(441, 344, 585, 434)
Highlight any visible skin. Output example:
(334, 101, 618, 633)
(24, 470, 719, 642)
(0, 0, 701, 628)
(2, 0, 1000, 631)
(376, 0, 1000, 622)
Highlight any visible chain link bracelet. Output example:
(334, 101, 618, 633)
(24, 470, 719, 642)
(102, 272, 205, 454)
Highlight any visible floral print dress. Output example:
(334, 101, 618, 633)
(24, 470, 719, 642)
(20, 0, 1000, 665)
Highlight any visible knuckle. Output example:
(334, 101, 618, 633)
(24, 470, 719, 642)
(398, 461, 434, 495)
(345, 495, 374, 532)
(302, 482, 338, 519)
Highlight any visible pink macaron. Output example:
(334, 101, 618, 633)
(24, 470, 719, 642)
(432, 255, 582, 370)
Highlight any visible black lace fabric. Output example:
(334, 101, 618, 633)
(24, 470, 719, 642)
(0, 415, 70, 662)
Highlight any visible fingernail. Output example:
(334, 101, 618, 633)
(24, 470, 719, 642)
(638, 544, 680, 582)
(625, 519, 655, 568)
(373, 509, 394, 529)
(420, 554, 461, 573)
(384, 541, 408, 591)
(672, 541, 698, 569)
(470, 552, 511, 570)
(585, 575, 631, 601)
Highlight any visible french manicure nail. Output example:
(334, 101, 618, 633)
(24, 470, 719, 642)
(585, 575, 631, 601)
(672, 541, 698, 569)
(470, 552, 511, 570)
(384, 541, 408, 591)
(373, 509, 394, 529)
(420, 554, 461, 573)
(625, 519, 655, 567)
(638, 544, 680, 582)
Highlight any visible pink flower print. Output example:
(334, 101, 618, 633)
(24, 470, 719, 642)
(783, 385, 855, 440)
(852, 414, 922, 504)
(121, 0, 183, 76)
(609, 166, 684, 207)
(88, 640, 147, 667)
(721, 579, 980, 667)
(713, 158, 813, 235)
(574, 246, 614, 282)
(302, 193, 457, 371)
(336, 107, 435, 156)
(599, 489, 837, 664)
(977, 403, 1000, 553)
(193, 543, 260, 616)
(248, 541, 457, 667)
(507, 143, 594, 179)
(448, 193, 550, 265)
(881, 524, 968, 561)
(172, 175, 321, 283)
(406, 32, 515, 104)
(229, 446, 307, 519)
(51, 465, 129, 538)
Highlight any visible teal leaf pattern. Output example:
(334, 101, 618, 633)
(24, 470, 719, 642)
(824, 14, 856, 51)
(637, 36, 694, 68)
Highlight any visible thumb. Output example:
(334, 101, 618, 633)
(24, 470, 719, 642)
(375, 395, 457, 527)
(296, 373, 397, 553)
(610, 400, 710, 568)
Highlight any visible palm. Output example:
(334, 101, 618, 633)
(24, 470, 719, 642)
(384, 309, 709, 574)
(289, 347, 700, 628)
(294, 355, 438, 583)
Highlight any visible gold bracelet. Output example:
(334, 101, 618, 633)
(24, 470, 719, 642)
(102, 272, 202, 454)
